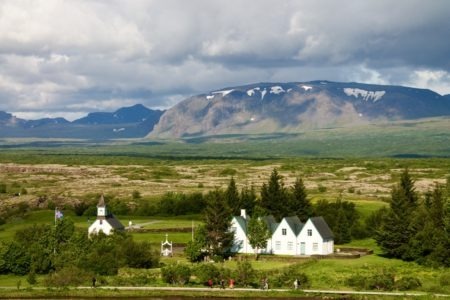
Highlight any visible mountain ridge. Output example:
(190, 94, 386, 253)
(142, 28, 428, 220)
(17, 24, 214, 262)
(149, 81, 450, 138)
(0, 104, 164, 139)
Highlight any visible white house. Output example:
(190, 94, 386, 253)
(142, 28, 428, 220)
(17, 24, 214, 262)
(230, 210, 277, 254)
(231, 210, 334, 256)
(88, 195, 125, 236)
(271, 216, 303, 255)
(297, 217, 334, 255)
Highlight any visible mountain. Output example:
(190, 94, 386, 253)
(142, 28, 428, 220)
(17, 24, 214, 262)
(149, 81, 450, 138)
(0, 104, 164, 139)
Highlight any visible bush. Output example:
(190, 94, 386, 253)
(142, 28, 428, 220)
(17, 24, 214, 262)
(161, 263, 191, 285)
(440, 272, 450, 286)
(270, 264, 309, 288)
(193, 263, 220, 284)
(395, 276, 421, 291)
(347, 269, 395, 291)
(0, 183, 6, 193)
(44, 266, 91, 287)
(234, 260, 256, 287)
(318, 185, 327, 193)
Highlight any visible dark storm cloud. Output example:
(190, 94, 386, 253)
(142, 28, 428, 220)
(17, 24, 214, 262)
(0, 0, 449, 120)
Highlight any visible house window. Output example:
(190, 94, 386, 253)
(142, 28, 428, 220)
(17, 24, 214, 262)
(287, 241, 293, 250)
(282, 228, 287, 235)
(313, 243, 318, 252)
(275, 241, 281, 250)
(307, 229, 312, 236)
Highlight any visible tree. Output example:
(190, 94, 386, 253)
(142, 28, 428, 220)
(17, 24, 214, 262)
(376, 169, 419, 259)
(184, 225, 208, 262)
(288, 177, 313, 222)
(247, 210, 271, 260)
(225, 177, 240, 215)
(239, 186, 257, 217)
(260, 169, 288, 220)
(203, 189, 234, 257)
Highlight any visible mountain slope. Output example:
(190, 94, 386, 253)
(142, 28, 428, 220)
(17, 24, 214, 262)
(0, 104, 164, 139)
(149, 81, 450, 138)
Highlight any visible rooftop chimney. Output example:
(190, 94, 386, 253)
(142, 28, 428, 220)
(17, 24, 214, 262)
(240, 209, 247, 219)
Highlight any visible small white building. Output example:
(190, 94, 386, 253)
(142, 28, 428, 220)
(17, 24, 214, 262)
(88, 195, 125, 236)
(231, 210, 334, 256)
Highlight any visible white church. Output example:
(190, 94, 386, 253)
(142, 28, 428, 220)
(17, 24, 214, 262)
(231, 209, 334, 256)
(88, 195, 125, 235)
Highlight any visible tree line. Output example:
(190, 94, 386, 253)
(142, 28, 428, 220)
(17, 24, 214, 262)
(0, 219, 159, 278)
(374, 169, 450, 267)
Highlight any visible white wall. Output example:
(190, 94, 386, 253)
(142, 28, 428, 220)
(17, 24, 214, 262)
(88, 219, 113, 236)
(297, 219, 333, 255)
(271, 219, 298, 255)
(231, 217, 254, 254)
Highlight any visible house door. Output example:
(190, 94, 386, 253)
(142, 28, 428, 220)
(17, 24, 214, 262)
(300, 242, 306, 255)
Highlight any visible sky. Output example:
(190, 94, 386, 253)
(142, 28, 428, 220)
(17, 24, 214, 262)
(0, 0, 449, 120)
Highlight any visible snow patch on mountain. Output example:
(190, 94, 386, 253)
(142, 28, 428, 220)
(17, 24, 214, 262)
(212, 89, 234, 97)
(344, 88, 386, 102)
(247, 87, 260, 97)
(261, 88, 267, 100)
(206, 95, 215, 100)
(113, 128, 125, 132)
(302, 85, 313, 91)
(270, 86, 285, 94)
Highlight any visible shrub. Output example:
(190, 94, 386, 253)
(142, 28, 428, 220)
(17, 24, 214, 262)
(193, 263, 220, 285)
(395, 276, 421, 291)
(318, 185, 327, 193)
(132, 190, 141, 200)
(0, 183, 6, 194)
(270, 264, 309, 288)
(44, 266, 91, 287)
(161, 263, 191, 285)
(440, 272, 450, 286)
(233, 260, 256, 287)
(347, 269, 395, 291)
(26, 270, 37, 285)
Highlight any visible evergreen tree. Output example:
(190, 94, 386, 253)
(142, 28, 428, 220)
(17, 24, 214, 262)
(376, 169, 419, 259)
(288, 177, 313, 222)
(333, 200, 352, 244)
(239, 186, 257, 217)
(225, 177, 240, 215)
(203, 189, 234, 257)
(260, 169, 288, 220)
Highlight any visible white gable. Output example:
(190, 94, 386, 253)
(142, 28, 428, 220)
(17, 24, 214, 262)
(88, 219, 114, 235)
(297, 219, 333, 255)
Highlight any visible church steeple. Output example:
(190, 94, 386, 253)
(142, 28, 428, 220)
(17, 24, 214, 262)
(97, 194, 107, 218)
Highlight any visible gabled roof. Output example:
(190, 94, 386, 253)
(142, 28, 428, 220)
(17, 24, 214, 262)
(310, 216, 334, 239)
(105, 215, 124, 230)
(283, 216, 304, 235)
(261, 215, 278, 233)
(232, 215, 247, 231)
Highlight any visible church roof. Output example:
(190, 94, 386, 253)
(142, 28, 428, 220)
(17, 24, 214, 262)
(105, 215, 125, 230)
(98, 194, 105, 207)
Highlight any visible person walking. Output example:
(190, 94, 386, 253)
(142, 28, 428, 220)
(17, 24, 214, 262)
(294, 278, 298, 290)
(208, 279, 213, 288)
(92, 277, 96, 288)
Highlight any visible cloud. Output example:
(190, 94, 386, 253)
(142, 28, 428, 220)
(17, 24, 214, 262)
(0, 0, 449, 119)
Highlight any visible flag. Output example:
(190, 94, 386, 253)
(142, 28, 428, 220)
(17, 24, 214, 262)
(55, 209, 63, 219)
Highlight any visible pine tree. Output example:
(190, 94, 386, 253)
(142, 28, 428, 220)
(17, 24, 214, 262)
(203, 189, 234, 257)
(288, 177, 313, 222)
(225, 177, 240, 215)
(376, 169, 419, 259)
(260, 169, 287, 220)
(240, 185, 257, 216)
